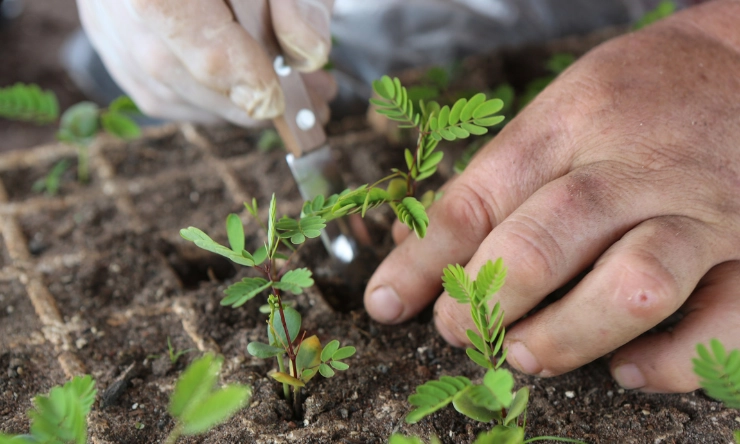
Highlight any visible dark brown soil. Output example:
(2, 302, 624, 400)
(0, 6, 738, 444)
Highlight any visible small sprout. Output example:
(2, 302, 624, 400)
(167, 337, 195, 365)
(32, 158, 72, 196)
(0, 375, 97, 444)
(165, 354, 251, 444)
(256, 128, 283, 152)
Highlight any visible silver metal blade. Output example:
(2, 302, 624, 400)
(286, 145, 359, 263)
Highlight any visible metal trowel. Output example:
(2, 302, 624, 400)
(230, 1, 376, 309)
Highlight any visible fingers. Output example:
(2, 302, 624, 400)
(269, 0, 333, 71)
(610, 260, 740, 393)
(502, 216, 723, 378)
(130, 0, 284, 119)
(364, 107, 576, 324)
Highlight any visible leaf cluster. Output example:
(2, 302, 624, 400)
(0, 83, 58, 124)
(168, 354, 250, 440)
(693, 339, 740, 409)
(0, 375, 96, 444)
(443, 259, 508, 369)
(57, 96, 141, 146)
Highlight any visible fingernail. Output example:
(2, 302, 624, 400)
(613, 363, 646, 390)
(507, 342, 543, 375)
(230, 81, 284, 119)
(294, 0, 331, 41)
(368, 286, 403, 323)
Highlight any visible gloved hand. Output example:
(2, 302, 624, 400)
(76, 0, 336, 126)
(365, 0, 740, 393)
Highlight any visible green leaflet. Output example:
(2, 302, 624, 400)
(225, 213, 245, 253)
(693, 339, 740, 409)
(57, 102, 99, 145)
(371, 75, 420, 128)
(0, 83, 59, 124)
(406, 375, 472, 424)
(180, 227, 255, 267)
(504, 387, 529, 426)
(170, 355, 251, 437)
(268, 306, 301, 347)
(28, 375, 96, 444)
(274, 268, 314, 294)
(442, 264, 475, 304)
(475, 259, 507, 302)
(108, 95, 140, 114)
(393, 197, 429, 238)
(221, 277, 271, 308)
(275, 215, 326, 244)
(100, 111, 140, 140)
(247, 341, 285, 359)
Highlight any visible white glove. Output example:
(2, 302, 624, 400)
(76, 0, 336, 126)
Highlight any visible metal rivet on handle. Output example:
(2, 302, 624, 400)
(273, 56, 291, 77)
(296, 109, 316, 130)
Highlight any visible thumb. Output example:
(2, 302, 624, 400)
(270, 0, 333, 72)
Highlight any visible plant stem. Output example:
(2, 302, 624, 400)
(77, 144, 89, 183)
(276, 355, 290, 400)
(292, 387, 302, 418)
(164, 422, 182, 444)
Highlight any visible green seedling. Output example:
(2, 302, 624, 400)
(167, 336, 195, 365)
(256, 128, 283, 152)
(693, 339, 740, 443)
(180, 76, 502, 417)
(392, 259, 585, 444)
(633, 0, 676, 30)
(0, 84, 141, 191)
(165, 354, 251, 444)
(0, 375, 96, 444)
(31, 158, 71, 196)
(180, 196, 356, 417)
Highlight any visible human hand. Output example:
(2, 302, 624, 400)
(76, 0, 336, 126)
(365, 0, 740, 393)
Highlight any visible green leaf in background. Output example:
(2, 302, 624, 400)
(472, 425, 525, 444)
(0, 83, 59, 124)
(179, 227, 255, 267)
(169, 355, 221, 419)
(180, 385, 251, 435)
(28, 375, 96, 444)
(332, 346, 356, 361)
(108, 95, 140, 114)
(101, 111, 141, 140)
(633, 0, 676, 30)
(273, 268, 314, 294)
(57, 102, 99, 145)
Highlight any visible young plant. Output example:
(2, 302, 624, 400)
(300, 75, 506, 239)
(180, 195, 356, 416)
(166, 336, 195, 365)
(392, 259, 585, 444)
(0, 83, 141, 191)
(165, 354, 251, 444)
(0, 375, 96, 444)
(692, 339, 740, 443)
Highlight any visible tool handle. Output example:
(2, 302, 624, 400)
(229, 0, 327, 157)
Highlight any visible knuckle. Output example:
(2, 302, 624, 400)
(439, 182, 496, 246)
(498, 215, 564, 284)
(611, 251, 680, 319)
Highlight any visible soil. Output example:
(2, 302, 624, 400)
(1, 6, 739, 444)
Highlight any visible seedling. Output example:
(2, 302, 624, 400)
(693, 339, 740, 443)
(165, 354, 251, 444)
(0, 83, 141, 192)
(180, 196, 356, 417)
(0, 375, 96, 444)
(391, 259, 585, 444)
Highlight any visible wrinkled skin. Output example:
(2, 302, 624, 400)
(77, 0, 336, 126)
(365, 0, 740, 393)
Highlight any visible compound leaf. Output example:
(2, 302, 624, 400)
(274, 268, 313, 294)
(221, 278, 271, 308)
(101, 111, 140, 140)
(442, 264, 475, 304)
(394, 197, 429, 239)
(406, 376, 472, 424)
(28, 375, 96, 444)
(0, 83, 59, 124)
(169, 354, 221, 419)
(475, 258, 507, 302)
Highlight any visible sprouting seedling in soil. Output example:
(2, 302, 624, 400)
(180, 194, 356, 417)
(633, 0, 676, 30)
(165, 354, 251, 444)
(299, 75, 505, 239)
(692, 339, 740, 443)
(0, 83, 142, 192)
(392, 259, 586, 444)
(0, 375, 96, 444)
(167, 336, 195, 365)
